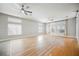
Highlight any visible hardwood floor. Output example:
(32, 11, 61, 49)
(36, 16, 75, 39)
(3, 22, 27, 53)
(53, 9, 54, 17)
(0, 34, 79, 56)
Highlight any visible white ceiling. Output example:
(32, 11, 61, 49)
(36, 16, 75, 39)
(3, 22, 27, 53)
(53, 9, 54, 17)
(0, 3, 79, 23)
(24, 3, 79, 22)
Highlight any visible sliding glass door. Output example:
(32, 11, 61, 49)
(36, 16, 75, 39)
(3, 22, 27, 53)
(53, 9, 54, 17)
(47, 21, 66, 36)
(50, 21, 65, 36)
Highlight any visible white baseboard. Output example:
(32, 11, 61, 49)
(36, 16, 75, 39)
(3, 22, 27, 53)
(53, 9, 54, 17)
(49, 34, 77, 39)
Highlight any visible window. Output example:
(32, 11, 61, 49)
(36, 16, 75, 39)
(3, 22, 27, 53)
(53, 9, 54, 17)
(8, 17, 22, 35)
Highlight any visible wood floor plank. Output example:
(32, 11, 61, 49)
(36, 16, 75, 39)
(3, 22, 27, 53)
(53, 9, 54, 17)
(0, 34, 79, 56)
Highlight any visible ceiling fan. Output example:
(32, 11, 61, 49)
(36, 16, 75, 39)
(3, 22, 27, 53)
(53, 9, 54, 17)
(74, 10, 79, 18)
(19, 4, 32, 15)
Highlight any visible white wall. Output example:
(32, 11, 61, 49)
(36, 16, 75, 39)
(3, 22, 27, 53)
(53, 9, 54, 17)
(22, 19, 39, 36)
(0, 13, 46, 41)
(0, 14, 8, 39)
(42, 23, 47, 33)
(67, 17, 76, 37)
(76, 15, 79, 39)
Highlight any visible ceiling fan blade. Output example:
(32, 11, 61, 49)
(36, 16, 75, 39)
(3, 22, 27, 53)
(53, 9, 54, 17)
(26, 11, 32, 13)
(22, 4, 24, 8)
(24, 11, 28, 15)
(26, 6, 30, 9)
(24, 10, 32, 13)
